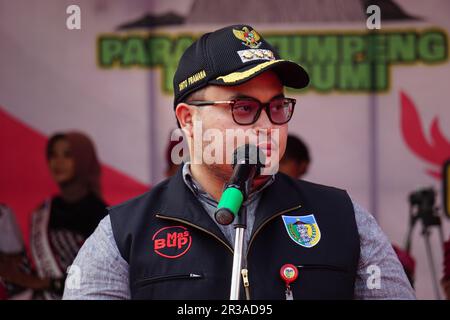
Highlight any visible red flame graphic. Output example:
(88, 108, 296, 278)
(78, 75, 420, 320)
(400, 91, 450, 179)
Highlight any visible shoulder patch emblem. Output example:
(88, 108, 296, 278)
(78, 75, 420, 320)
(282, 214, 321, 248)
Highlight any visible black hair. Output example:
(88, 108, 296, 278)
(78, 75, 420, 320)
(46, 133, 66, 160)
(175, 87, 207, 129)
(282, 134, 310, 164)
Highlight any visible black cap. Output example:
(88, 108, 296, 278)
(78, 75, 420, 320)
(173, 24, 310, 108)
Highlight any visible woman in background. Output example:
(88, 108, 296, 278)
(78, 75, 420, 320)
(0, 132, 107, 299)
(31, 132, 107, 299)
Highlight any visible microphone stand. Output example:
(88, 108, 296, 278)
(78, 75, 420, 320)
(230, 206, 247, 300)
(214, 144, 264, 300)
(229, 179, 251, 300)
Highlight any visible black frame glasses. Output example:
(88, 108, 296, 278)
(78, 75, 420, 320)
(187, 97, 296, 125)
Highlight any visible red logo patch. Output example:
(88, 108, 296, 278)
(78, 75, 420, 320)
(152, 226, 192, 259)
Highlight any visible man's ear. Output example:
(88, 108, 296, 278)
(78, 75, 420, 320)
(175, 103, 194, 138)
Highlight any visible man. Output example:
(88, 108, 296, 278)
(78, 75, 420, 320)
(279, 134, 311, 179)
(63, 25, 415, 300)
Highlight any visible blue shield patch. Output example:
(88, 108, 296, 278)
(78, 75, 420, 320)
(282, 214, 321, 248)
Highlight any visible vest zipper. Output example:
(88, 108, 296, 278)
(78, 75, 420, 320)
(246, 204, 302, 259)
(243, 204, 301, 300)
(135, 273, 203, 287)
(155, 214, 234, 254)
(241, 268, 251, 300)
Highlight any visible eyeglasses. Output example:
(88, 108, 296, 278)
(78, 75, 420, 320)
(187, 97, 296, 125)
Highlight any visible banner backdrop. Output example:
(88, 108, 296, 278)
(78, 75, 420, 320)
(1, 0, 449, 299)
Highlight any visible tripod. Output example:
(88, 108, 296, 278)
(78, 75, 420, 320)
(405, 188, 446, 299)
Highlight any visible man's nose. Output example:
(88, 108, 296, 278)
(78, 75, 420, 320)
(254, 108, 274, 131)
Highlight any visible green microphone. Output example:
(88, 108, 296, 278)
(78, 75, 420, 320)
(215, 144, 265, 225)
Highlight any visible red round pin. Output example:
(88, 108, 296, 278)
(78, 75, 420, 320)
(280, 264, 299, 286)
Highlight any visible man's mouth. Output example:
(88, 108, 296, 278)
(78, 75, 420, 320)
(257, 143, 272, 157)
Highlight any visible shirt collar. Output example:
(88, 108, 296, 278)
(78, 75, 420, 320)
(182, 162, 275, 205)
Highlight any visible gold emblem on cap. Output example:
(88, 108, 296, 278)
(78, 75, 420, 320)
(216, 59, 284, 83)
(233, 27, 262, 48)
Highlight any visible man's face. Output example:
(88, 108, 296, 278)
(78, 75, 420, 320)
(190, 70, 288, 182)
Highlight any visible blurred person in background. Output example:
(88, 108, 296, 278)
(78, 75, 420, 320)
(0, 132, 107, 299)
(0, 204, 33, 299)
(279, 134, 310, 179)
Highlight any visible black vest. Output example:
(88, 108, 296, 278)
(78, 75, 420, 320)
(109, 167, 360, 300)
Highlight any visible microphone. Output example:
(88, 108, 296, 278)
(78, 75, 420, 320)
(214, 144, 265, 225)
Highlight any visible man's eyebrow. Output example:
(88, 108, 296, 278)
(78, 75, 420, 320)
(227, 93, 255, 100)
(227, 93, 285, 101)
(270, 93, 285, 100)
